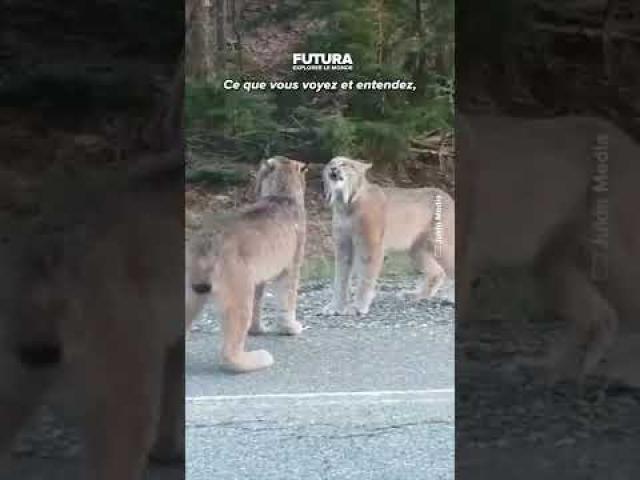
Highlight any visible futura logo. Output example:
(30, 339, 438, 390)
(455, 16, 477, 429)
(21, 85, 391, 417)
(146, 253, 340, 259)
(292, 53, 353, 71)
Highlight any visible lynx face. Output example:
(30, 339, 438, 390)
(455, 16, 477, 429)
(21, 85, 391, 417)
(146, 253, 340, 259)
(0, 237, 67, 368)
(322, 156, 372, 205)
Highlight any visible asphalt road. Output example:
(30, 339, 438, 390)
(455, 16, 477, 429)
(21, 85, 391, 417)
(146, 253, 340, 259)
(0, 460, 182, 480)
(187, 277, 455, 480)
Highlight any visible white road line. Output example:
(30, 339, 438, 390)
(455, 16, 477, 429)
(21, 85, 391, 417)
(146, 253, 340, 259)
(187, 388, 453, 403)
(188, 399, 451, 411)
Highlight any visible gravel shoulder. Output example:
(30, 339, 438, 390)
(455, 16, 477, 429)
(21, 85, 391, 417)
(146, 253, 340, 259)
(190, 276, 455, 334)
(457, 313, 640, 479)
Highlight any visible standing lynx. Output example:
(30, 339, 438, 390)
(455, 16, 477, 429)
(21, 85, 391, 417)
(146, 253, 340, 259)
(186, 156, 308, 372)
(457, 113, 640, 381)
(322, 156, 454, 316)
(0, 168, 184, 480)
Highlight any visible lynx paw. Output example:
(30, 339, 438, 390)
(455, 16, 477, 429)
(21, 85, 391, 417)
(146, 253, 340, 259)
(277, 320, 304, 336)
(396, 289, 426, 301)
(347, 305, 369, 316)
(412, 290, 433, 302)
(248, 324, 269, 336)
(322, 302, 348, 316)
(149, 442, 185, 464)
(220, 349, 274, 373)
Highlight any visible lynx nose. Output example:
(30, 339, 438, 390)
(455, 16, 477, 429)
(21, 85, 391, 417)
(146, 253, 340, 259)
(328, 168, 339, 180)
(16, 342, 62, 368)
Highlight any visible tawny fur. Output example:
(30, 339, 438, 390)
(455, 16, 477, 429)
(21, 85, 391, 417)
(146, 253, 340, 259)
(0, 176, 184, 480)
(322, 156, 454, 315)
(186, 156, 307, 373)
(457, 113, 640, 382)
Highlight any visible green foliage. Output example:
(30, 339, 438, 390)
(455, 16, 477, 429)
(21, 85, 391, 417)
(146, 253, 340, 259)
(186, 0, 454, 167)
(185, 79, 277, 135)
(354, 120, 408, 165)
(185, 168, 247, 187)
(186, 79, 292, 161)
(457, 0, 537, 68)
(317, 113, 357, 158)
(305, 0, 379, 67)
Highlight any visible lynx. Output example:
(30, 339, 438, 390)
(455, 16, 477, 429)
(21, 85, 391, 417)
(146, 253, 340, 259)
(186, 156, 308, 372)
(322, 156, 454, 315)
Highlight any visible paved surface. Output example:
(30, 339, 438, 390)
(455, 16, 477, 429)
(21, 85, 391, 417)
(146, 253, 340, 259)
(0, 460, 182, 480)
(457, 315, 640, 480)
(187, 278, 454, 480)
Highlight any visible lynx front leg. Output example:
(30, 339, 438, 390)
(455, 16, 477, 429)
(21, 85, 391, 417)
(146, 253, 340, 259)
(0, 351, 54, 461)
(219, 271, 273, 373)
(185, 273, 210, 332)
(323, 235, 353, 315)
(351, 241, 384, 315)
(273, 268, 304, 335)
(185, 251, 215, 332)
(149, 338, 185, 464)
(80, 315, 164, 480)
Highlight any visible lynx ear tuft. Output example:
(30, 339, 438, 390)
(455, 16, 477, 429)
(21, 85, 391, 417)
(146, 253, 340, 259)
(265, 157, 278, 168)
(255, 159, 273, 196)
(266, 155, 294, 168)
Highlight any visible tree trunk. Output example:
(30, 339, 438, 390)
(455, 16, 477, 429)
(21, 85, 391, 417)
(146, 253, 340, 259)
(215, 0, 227, 69)
(413, 0, 428, 97)
(186, 0, 214, 80)
(229, 0, 243, 68)
(143, 52, 185, 151)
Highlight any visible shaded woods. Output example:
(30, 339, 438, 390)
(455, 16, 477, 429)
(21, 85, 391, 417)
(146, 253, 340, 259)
(457, 0, 640, 139)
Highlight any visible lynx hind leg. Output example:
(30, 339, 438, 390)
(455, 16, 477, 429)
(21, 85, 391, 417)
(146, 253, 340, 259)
(248, 283, 267, 336)
(410, 247, 446, 300)
(534, 261, 618, 382)
(273, 270, 303, 336)
(218, 272, 273, 373)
